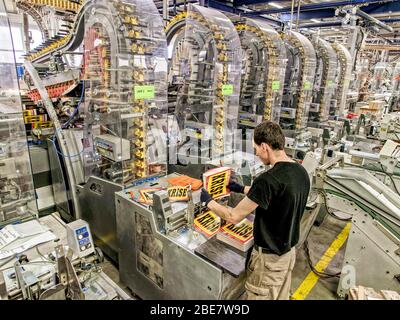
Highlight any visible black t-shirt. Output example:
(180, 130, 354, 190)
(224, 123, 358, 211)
(247, 161, 310, 256)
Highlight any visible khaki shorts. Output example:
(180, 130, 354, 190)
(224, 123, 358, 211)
(245, 247, 296, 300)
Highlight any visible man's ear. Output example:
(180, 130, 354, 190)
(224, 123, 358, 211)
(264, 143, 273, 154)
(261, 142, 267, 151)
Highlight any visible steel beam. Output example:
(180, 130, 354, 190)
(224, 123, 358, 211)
(364, 1, 400, 14)
(279, 10, 336, 21)
(233, 0, 275, 6)
(241, 0, 396, 16)
(206, 0, 284, 26)
(364, 44, 400, 50)
(206, 0, 241, 13)
(356, 8, 393, 32)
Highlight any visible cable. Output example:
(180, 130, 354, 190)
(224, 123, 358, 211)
(318, 190, 352, 222)
(36, 245, 53, 263)
(47, 136, 84, 158)
(62, 80, 85, 129)
(100, 125, 118, 137)
(303, 239, 341, 279)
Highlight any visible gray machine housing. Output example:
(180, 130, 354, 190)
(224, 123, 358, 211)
(115, 174, 246, 300)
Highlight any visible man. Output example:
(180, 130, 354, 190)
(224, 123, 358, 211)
(200, 121, 310, 300)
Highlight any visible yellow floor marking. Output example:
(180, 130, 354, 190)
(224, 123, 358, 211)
(291, 222, 351, 300)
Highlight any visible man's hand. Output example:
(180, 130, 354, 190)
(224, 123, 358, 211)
(228, 178, 245, 194)
(200, 189, 213, 207)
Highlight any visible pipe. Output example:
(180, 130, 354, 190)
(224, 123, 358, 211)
(355, 8, 394, 32)
(298, 21, 342, 28)
(23, 13, 30, 52)
(163, 0, 168, 23)
(289, 0, 295, 31)
(295, 0, 302, 31)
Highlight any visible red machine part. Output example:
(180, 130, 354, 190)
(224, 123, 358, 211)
(27, 80, 75, 104)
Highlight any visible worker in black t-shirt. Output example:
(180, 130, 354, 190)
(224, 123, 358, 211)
(201, 121, 310, 300)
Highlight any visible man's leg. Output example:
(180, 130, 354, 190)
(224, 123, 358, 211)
(245, 247, 293, 300)
(277, 248, 296, 300)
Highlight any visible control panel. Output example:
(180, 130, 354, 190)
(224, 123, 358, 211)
(66, 220, 95, 258)
(94, 134, 131, 161)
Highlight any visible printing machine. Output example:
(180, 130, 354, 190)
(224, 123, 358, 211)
(20, 0, 169, 263)
(314, 155, 400, 297)
(115, 173, 247, 300)
(166, 4, 242, 165)
(280, 30, 316, 132)
(235, 18, 286, 129)
(308, 37, 338, 125)
(331, 43, 352, 117)
(115, 158, 324, 300)
(0, 214, 130, 300)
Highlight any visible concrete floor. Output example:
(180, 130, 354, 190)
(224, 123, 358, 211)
(100, 259, 137, 299)
(100, 212, 349, 300)
(291, 214, 348, 300)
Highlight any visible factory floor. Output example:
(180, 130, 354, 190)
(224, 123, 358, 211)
(290, 214, 348, 300)
(101, 212, 349, 300)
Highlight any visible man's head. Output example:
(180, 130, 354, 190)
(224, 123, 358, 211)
(252, 121, 286, 165)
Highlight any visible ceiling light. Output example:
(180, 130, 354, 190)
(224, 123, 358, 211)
(311, 19, 320, 23)
(269, 2, 283, 9)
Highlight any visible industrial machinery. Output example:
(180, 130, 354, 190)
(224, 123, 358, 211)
(21, 0, 169, 263)
(235, 18, 286, 129)
(280, 30, 316, 131)
(167, 12, 277, 183)
(167, 4, 241, 164)
(166, 11, 187, 114)
(0, 2, 38, 226)
(370, 62, 393, 98)
(20, 0, 87, 221)
(314, 156, 400, 298)
(115, 158, 323, 299)
(279, 30, 316, 160)
(375, 113, 400, 141)
(331, 43, 352, 117)
(0, 215, 130, 300)
(77, 0, 168, 262)
(116, 173, 247, 300)
(343, 138, 400, 194)
(309, 37, 337, 124)
(389, 62, 400, 113)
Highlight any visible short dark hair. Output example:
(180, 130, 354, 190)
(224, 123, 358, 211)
(253, 121, 285, 150)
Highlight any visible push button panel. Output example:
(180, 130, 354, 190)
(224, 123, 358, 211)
(75, 227, 92, 252)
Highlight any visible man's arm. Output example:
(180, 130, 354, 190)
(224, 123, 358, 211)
(207, 196, 258, 225)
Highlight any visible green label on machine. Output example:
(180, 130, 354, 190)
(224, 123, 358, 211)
(222, 84, 233, 96)
(272, 81, 280, 91)
(134, 85, 155, 100)
(327, 80, 334, 87)
(304, 81, 312, 90)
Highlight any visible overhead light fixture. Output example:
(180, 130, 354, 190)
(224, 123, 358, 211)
(269, 2, 283, 9)
(311, 19, 320, 23)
